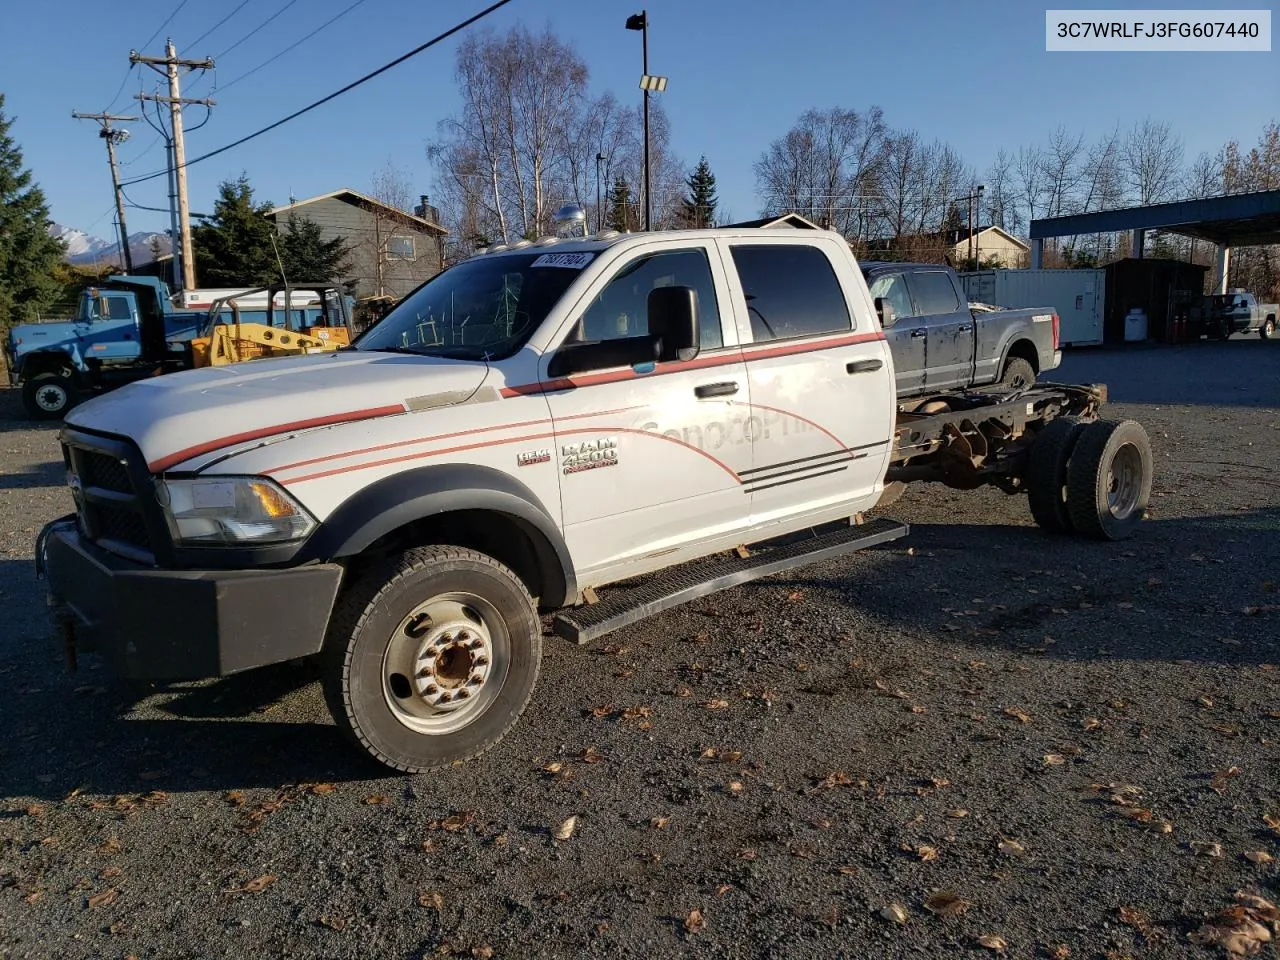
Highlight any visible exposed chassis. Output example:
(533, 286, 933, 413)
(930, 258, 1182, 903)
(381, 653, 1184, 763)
(887, 382, 1108, 493)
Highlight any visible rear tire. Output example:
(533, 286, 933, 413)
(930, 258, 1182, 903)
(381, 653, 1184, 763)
(1000, 356, 1036, 391)
(1262, 317, 1276, 340)
(321, 546, 541, 773)
(1065, 419, 1153, 541)
(1026, 416, 1085, 535)
(22, 371, 78, 420)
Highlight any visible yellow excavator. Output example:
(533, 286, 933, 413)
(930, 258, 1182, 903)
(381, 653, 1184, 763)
(189, 284, 355, 368)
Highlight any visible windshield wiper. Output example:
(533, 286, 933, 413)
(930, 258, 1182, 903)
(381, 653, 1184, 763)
(365, 344, 428, 355)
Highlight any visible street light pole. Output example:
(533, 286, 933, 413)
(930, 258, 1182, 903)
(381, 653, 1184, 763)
(596, 152, 607, 232)
(626, 11, 651, 231)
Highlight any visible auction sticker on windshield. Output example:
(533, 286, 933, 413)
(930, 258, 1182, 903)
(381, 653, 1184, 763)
(531, 252, 595, 269)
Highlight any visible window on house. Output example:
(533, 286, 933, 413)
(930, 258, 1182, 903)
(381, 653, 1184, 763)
(387, 236, 416, 260)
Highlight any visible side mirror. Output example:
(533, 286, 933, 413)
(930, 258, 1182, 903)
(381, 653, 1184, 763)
(647, 285, 699, 362)
(874, 296, 896, 327)
(547, 334, 661, 378)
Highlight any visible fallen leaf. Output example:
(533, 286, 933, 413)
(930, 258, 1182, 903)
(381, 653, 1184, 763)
(1190, 840, 1224, 858)
(471, 946, 494, 959)
(923, 891, 972, 917)
(703, 698, 730, 710)
(225, 874, 276, 895)
(363, 794, 389, 805)
(998, 839, 1026, 856)
(1049, 945, 1071, 959)
(684, 908, 706, 934)
(1003, 707, 1032, 724)
(945, 808, 969, 819)
(96, 837, 121, 856)
(1117, 906, 1155, 939)
(1263, 814, 1280, 833)
(25, 804, 45, 817)
(1211, 766, 1242, 793)
(1189, 892, 1277, 956)
(99, 866, 122, 880)
(590, 703, 615, 719)
(310, 783, 337, 795)
(318, 915, 348, 931)
(817, 771, 854, 790)
(880, 902, 909, 924)
(554, 816, 577, 840)
(87, 888, 119, 908)
(727, 781, 744, 796)
(542, 761, 563, 774)
(432, 812, 474, 833)
(650, 816, 671, 830)
(836, 865, 859, 876)
(581, 746, 605, 764)
(223, 790, 246, 807)
(977, 933, 1007, 951)
(715, 884, 732, 896)
(419, 891, 444, 911)
(1082, 717, 1103, 731)
(1043, 754, 1067, 766)
(737, 847, 757, 860)
(1243, 850, 1275, 865)
(786, 590, 805, 602)
(916, 844, 939, 862)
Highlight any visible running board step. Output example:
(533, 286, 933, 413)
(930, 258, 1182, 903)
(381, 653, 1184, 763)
(552, 517, 909, 645)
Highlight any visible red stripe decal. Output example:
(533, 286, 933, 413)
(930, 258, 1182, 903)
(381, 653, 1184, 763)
(266, 405, 645, 476)
(148, 404, 406, 473)
(283, 424, 741, 485)
(499, 330, 884, 396)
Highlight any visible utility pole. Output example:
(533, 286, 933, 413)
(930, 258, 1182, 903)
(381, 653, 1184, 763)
(131, 40, 214, 292)
(71, 111, 139, 273)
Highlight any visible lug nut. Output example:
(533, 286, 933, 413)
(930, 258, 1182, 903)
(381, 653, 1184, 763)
(425, 684, 438, 695)
(474, 657, 489, 667)
(439, 691, 452, 703)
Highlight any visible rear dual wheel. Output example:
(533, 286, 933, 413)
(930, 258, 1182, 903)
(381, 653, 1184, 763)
(1027, 418, 1152, 540)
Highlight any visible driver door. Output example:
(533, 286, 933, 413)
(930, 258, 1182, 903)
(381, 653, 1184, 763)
(540, 244, 752, 580)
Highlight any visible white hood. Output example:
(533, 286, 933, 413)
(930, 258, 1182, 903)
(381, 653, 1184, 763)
(66, 350, 489, 471)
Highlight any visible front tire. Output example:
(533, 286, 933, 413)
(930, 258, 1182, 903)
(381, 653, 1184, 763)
(1261, 317, 1276, 340)
(1065, 420, 1153, 541)
(322, 546, 541, 773)
(1000, 356, 1036, 391)
(22, 372, 78, 420)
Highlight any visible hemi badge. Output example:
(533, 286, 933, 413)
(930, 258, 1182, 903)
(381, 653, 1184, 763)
(516, 449, 551, 467)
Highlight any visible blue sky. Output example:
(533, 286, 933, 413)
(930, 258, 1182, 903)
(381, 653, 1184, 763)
(2, 0, 1275, 238)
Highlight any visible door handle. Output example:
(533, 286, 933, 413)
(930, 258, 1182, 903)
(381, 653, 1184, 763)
(846, 358, 883, 374)
(955, 324, 972, 333)
(910, 328, 927, 339)
(694, 381, 739, 398)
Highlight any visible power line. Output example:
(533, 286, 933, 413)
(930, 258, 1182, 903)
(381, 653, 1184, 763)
(102, 63, 139, 113)
(217, 0, 370, 92)
(187, 0, 253, 50)
(214, 0, 301, 59)
(121, 0, 518, 188)
(139, 0, 192, 52)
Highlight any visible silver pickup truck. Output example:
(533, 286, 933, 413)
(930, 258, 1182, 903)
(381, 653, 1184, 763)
(861, 261, 1060, 397)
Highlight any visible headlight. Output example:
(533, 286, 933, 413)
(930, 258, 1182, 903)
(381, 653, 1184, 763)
(159, 477, 316, 545)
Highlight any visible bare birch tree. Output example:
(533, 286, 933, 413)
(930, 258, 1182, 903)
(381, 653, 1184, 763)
(1122, 118, 1184, 205)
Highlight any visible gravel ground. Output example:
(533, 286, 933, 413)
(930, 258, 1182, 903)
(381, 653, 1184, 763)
(1, 340, 1278, 959)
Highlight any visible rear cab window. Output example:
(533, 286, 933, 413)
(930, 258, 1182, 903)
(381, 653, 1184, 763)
(909, 270, 963, 317)
(727, 244, 853, 343)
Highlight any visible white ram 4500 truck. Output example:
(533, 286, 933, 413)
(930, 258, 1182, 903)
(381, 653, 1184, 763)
(38, 228, 1153, 772)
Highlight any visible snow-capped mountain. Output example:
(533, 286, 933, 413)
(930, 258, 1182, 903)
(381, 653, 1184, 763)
(48, 224, 172, 267)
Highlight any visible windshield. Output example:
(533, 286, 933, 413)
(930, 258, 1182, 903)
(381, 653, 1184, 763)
(356, 251, 593, 359)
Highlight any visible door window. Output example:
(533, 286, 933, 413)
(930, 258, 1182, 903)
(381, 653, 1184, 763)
(910, 271, 962, 315)
(574, 248, 722, 349)
(866, 273, 914, 326)
(729, 245, 851, 342)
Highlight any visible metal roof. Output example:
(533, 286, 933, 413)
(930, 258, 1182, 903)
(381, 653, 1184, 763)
(1029, 189, 1280, 247)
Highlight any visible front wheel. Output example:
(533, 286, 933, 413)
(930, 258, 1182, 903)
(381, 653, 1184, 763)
(22, 371, 79, 420)
(322, 546, 542, 773)
(1261, 317, 1276, 340)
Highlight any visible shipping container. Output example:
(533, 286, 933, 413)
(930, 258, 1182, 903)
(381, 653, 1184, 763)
(959, 269, 1105, 347)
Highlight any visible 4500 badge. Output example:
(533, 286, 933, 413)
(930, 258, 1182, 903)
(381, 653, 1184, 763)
(560, 437, 618, 474)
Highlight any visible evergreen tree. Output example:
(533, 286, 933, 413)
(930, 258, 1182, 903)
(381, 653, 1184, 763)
(607, 176, 631, 232)
(677, 156, 718, 228)
(192, 175, 279, 286)
(0, 94, 67, 327)
(279, 215, 352, 282)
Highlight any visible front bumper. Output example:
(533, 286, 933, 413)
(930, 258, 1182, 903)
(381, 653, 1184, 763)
(39, 518, 343, 680)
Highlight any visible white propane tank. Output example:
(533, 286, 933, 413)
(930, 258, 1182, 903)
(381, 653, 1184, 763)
(1124, 307, 1148, 342)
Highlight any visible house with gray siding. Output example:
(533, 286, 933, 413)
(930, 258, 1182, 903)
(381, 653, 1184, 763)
(267, 188, 448, 299)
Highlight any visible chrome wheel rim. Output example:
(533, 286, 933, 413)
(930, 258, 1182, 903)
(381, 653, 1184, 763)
(1106, 444, 1142, 519)
(381, 594, 510, 735)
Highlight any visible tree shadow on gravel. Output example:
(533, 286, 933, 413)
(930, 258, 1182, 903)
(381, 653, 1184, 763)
(0, 459, 64, 490)
(767, 506, 1280, 667)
